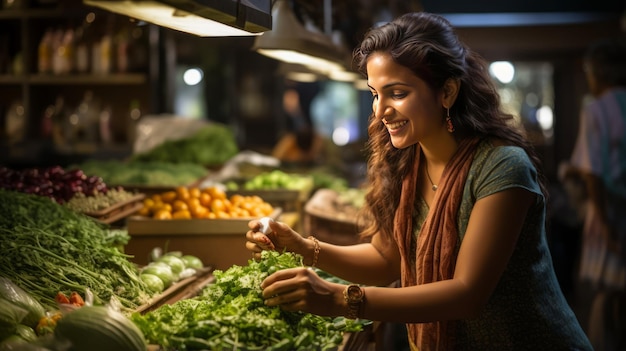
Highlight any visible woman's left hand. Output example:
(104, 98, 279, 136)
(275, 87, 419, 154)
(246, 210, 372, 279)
(261, 267, 344, 317)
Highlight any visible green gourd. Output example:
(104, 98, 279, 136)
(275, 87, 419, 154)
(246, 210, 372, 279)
(54, 306, 147, 351)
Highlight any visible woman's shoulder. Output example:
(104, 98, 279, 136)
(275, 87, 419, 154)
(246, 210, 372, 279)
(470, 138, 539, 197)
(475, 138, 532, 168)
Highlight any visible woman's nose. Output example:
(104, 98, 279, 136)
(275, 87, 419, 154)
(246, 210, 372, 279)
(373, 99, 391, 120)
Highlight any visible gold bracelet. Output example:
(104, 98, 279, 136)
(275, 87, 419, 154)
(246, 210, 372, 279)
(308, 236, 320, 267)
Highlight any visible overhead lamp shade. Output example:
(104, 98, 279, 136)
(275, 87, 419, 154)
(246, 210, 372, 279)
(277, 62, 325, 82)
(252, 0, 346, 73)
(83, 0, 272, 37)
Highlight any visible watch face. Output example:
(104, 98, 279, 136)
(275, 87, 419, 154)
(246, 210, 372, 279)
(347, 285, 363, 301)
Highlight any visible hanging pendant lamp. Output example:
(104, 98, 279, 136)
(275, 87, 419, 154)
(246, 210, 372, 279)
(252, 0, 346, 74)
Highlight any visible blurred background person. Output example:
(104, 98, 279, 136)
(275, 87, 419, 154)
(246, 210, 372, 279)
(560, 36, 626, 351)
(272, 81, 326, 168)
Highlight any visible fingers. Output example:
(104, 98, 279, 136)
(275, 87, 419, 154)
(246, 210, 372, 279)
(245, 230, 276, 251)
(263, 289, 304, 311)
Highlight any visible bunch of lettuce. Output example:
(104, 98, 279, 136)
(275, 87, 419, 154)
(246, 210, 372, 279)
(131, 251, 364, 351)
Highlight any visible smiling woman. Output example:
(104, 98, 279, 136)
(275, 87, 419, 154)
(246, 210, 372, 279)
(245, 11, 593, 351)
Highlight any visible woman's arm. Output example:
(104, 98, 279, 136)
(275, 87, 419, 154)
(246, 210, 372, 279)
(247, 219, 401, 286)
(262, 187, 535, 322)
(358, 187, 534, 322)
(313, 234, 401, 286)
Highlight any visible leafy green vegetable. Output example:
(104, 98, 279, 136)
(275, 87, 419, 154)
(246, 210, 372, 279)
(130, 124, 239, 167)
(131, 251, 364, 350)
(76, 160, 208, 187)
(0, 190, 152, 313)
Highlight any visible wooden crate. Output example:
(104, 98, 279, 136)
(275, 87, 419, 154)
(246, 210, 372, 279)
(125, 209, 281, 270)
(81, 193, 145, 224)
(303, 189, 367, 246)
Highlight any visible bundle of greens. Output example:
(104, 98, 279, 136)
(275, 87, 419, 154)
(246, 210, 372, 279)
(130, 124, 239, 167)
(0, 189, 152, 313)
(131, 251, 364, 350)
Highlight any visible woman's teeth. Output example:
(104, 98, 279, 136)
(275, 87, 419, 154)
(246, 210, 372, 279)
(386, 121, 407, 130)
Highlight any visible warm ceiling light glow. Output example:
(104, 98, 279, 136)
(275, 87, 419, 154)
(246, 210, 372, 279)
(83, 0, 271, 37)
(253, 0, 346, 74)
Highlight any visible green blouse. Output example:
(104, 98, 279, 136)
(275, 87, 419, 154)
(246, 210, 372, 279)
(412, 140, 592, 350)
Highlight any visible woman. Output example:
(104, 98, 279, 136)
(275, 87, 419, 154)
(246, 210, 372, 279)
(247, 12, 592, 350)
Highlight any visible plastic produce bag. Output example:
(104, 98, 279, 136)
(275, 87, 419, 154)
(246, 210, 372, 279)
(132, 115, 209, 154)
(0, 278, 45, 329)
(0, 298, 28, 340)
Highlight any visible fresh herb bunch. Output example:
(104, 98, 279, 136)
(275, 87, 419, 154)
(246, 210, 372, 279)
(0, 189, 152, 312)
(131, 251, 364, 351)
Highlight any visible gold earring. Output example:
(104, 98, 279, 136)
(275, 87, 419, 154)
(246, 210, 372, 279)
(446, 108, 455, 133)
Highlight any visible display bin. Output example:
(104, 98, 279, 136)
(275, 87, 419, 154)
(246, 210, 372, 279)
(303, 189, 367, 246)
(226, 187, 310, 213)
(125, 209, 281, 270)
(81, 193, 145, 224)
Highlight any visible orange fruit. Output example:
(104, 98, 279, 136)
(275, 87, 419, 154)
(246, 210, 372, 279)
(208, 186, 227, 200)
(199, 193, 212, 207)
(210, 198, 225, 213)
(190, 204, 208, 218)
(172, 200, 189, 212)
(189, 187, 201, 199)
(176, 186, 190, 201)
(153, 209, 172, 220)
(160, 191, 177, 203)
(172, 210, 192, 219)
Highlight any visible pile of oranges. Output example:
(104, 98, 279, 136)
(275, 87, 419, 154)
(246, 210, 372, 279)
(137, 186, 274, 220)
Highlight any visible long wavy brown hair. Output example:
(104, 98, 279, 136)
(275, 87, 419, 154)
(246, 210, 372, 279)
(353, 12, 547, 243)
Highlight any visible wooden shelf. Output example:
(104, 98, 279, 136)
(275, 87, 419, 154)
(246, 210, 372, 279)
(0, 73, 147, 85)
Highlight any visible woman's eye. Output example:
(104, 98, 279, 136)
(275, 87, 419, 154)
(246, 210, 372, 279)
(391, 92, 406, 99)
(371, 94, 379, 101)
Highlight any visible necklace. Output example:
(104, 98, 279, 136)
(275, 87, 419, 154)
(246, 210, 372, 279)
(425, 163, 438, 192)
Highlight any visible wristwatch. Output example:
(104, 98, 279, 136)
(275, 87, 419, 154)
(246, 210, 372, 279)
(343, 284, 364, 319)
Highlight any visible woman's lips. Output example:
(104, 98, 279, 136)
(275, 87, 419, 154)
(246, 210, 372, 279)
(385, 120, 408, 135)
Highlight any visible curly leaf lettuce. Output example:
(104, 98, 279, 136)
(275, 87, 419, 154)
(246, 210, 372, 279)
(131, 251, 364, 350)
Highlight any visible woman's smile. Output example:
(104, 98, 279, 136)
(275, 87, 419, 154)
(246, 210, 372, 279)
(384, 119, 409, 135)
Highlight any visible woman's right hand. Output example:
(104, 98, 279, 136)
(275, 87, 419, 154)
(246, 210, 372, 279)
(246, 218, 305, 260)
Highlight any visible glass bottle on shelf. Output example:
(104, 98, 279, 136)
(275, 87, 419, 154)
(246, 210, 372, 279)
(38, 29, 53, 74)
(5, 100, 25, 145)
(49, 96, 68, 148)
(126, 99, 142, 144)
(99, 104, 112, 145)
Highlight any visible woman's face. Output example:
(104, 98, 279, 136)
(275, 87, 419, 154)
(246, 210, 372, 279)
(367, 52, 445, 149)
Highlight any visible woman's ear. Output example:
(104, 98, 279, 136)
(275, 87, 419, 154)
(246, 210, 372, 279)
(442, 78, 460, 108)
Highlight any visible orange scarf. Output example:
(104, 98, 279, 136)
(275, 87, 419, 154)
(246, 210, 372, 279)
(393, 138, 480, 350)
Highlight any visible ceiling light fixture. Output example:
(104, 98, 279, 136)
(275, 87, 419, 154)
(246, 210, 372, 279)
(83, 0, 272, 37)
(252, 0, 346, 74)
